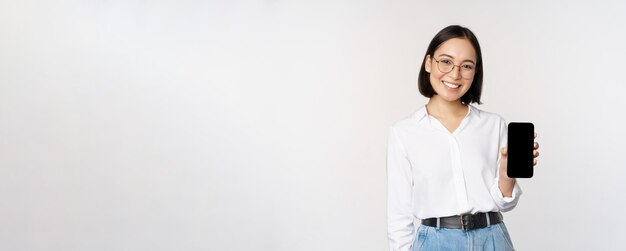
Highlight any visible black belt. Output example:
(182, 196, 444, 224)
(421, 212, 503, 231)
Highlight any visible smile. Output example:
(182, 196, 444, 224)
(443, 81, 460, 89)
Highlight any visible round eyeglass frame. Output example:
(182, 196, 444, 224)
(431, 56, 476, 79)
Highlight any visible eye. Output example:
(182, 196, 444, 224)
(462, 64, 475, 70)
(440, 59, 453, 65)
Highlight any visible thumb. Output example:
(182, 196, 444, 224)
(501, 147, 508, 156)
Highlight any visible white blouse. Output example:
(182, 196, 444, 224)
(386, 104, 522, 251)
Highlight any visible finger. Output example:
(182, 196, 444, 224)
(534, 132, 537, 139)
(533, 159, 538, 166)
(501, 147, 508, 156)
(533, 150, 539, 158)
(534, 142, 539, 150)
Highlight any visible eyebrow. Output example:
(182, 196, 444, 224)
(437, 54, 476, 64)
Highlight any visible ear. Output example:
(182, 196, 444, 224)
(424, 54, 432, 73)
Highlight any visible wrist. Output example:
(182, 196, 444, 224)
(499, 173, 515, 182)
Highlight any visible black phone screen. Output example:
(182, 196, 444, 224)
(507, 122, 534, 178)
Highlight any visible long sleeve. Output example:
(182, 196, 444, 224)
(489, 118, 523, 212)
(387, 127, 415, 251)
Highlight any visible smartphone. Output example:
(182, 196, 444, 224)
(507, 122, 534, 178)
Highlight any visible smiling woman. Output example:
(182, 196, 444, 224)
(386, 25, 540, 251)
(425, 38, 477, 107)
(418, 26, 483, 106)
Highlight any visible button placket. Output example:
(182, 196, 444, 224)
(448, 135, 469, 213)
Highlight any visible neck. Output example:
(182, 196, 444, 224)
(426, 95, 468, 118)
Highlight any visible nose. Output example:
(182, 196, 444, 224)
(448, 65, 462, 80)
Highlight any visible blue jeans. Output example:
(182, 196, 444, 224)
(411, 222, 515, 251)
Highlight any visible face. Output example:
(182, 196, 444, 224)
(424, 38, 477, 103)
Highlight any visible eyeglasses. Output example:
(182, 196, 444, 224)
(431, 56, 476, 79)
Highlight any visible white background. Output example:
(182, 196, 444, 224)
(1, 0, 625, 250)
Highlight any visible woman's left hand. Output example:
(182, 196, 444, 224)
(499, 133, 540, 179)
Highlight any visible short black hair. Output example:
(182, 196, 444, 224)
(418, 25, 483, 104)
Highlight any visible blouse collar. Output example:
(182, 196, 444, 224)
(414, 104, 481, 123)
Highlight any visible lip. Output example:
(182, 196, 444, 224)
(442, 81, 461, 91)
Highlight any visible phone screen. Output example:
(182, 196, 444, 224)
(507, 122, 534, 178)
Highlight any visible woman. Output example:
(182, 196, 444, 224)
(386, 25, 540, 251)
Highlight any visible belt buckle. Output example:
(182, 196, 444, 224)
(460, 214, 473, 231)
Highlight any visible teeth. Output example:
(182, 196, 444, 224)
(443, 81, 460, 89)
